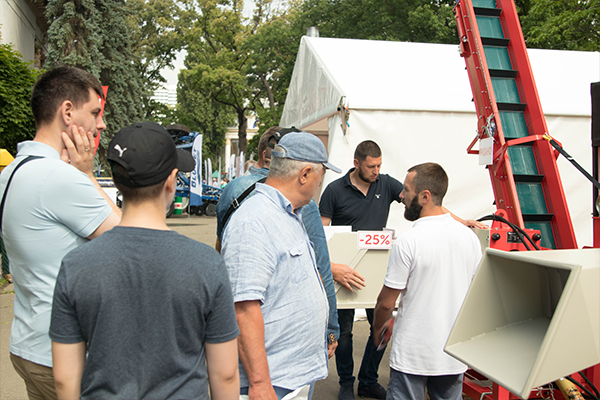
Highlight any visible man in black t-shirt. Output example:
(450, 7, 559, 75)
(50, 122, 240, 400)
(320, 140, 401, 400)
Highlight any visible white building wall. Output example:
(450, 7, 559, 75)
(0, 0, 45, 62)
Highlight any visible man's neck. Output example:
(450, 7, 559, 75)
(420, 205, 446, 219)
(350, 168, 371, 196)
(265, 178, 305, 212)
(119, 200, 170, 230)
(33, 124, 65, 155)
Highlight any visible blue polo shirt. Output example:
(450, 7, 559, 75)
(319, 168, 404, 231)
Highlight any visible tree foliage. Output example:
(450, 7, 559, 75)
(520, 0, 600, 52)
(0, 43, 40, 155)
(177, 72, 235, 163)
(180, 0, 259, 154)
(298, 0, 457, 43)
(45, 0, 145, 169)
(128, 0, 194, 120)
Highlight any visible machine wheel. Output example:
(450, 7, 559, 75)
(166, 200, 175, 218)
(190, 206, 204, 216)
(205, 202, 217, 217)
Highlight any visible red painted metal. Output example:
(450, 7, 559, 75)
(454, 0, 523, 228)
(455, 0, 578, 249)
(453, 1, 597, 399)
(495, 0, 577, 249)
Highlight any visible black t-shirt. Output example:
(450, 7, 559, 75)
(50, 226, 239, 400)
(319, 168, 404, 231)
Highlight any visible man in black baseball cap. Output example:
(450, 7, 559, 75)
(50, 122, 240, 399)
(107, 121, 195, 189)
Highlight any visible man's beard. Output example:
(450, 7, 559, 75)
(357, 167, 377, 184)
(404, 195, 422, 221)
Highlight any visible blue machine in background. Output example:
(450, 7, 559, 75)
(166, 124, 222, 217)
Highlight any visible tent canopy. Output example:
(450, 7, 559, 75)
(281, 36, 600, 246)
(282, 37, 599, 129)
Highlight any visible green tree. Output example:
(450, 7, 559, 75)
(297, 0, 458, 43)
(182, 0, 259, 154)
(177, 71, 235, 163)
(128, 0, 194, 120)
(521, 0, 600, 52)
(0, 43, 40, 155)
(45, 0, 145, 170)
(244, 1, 304, 132)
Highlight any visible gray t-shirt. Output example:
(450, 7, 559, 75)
(50, 226, 239, 400)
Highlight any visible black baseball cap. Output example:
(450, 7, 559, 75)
(108, 122, 195, 188)
(267, 126, 301, 149)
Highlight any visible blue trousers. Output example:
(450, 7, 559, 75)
(335, 308, 385, 389)
(387, 369, 464, 400)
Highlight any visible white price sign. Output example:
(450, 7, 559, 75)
(357, 231, 393, 250)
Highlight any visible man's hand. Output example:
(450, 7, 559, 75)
(327, 340, 338, 358)
(331, 262, 366, 292)
(463, 219, 488, 229)
(248, 382, 278, 400)
(61, 126, 95, 177)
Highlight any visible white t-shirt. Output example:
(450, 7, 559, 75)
(385, 213, 482, 376)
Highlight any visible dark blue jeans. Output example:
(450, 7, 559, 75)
(335, 308, 385, 389)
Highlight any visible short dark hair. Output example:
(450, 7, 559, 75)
(31, 66, 104, 128)
(354, 140, 381, 162)
(408, 162, 448, 206)
(111, 164, 166, 204)
(258, 126, 281, 162)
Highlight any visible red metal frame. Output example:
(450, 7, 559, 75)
(454, 0, 577, 249)
(453, 0, 598, 399)
(454, 0, 523, 228)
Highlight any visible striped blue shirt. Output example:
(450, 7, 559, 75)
(221, 183, 328, 390)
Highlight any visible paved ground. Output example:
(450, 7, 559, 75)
(0, 213, 391, 399)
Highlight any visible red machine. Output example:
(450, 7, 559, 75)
(453, 0, 600, 398)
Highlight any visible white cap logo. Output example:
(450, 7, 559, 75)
(114, 144, 127, 157)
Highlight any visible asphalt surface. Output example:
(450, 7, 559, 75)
(0, 213, 390, 399)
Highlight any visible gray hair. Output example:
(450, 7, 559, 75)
(269, 145, 323, 180)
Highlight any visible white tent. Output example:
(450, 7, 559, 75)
(281, 36, 600, 247)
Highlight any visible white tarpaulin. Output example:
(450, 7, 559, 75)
(281, 37, 600, 247)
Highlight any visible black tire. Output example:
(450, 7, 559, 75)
(191, 206, 204, 216)
(166, 200, 175, 218)
(205, 202, 217, 217)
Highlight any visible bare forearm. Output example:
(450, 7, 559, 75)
(235, 301, 275, 399)
(52, 341, 86, 400)
(206, 340, 240, 400)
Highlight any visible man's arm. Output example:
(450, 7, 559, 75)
(52, 341, 86, 400)
(442, 207, 487, 229)
(235, 300, 277, 400)
(61, 128, 121, 239)
(302, 200, 339, 358)
(321, 216, 366, 291)
(372, 286, 402, 347)
(206, 339, 240, 400)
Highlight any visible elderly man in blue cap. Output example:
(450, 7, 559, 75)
(221, 131, 341, 400)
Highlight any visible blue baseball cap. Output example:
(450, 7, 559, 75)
(272, 131, 341, 173)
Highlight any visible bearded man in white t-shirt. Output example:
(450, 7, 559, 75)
(372, 162, 482, 400)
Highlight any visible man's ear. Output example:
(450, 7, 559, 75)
(353, 158, 359, 169)
(60, 100, 74, 126)
(299, 165, 312, 184)
(165, 169, 178, 195)
(419, 190, 431, 205)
